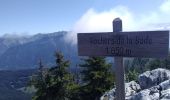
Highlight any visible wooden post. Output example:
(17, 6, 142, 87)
(113, 18, 125, 100)
(77, 17, 169, 100)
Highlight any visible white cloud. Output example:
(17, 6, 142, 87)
(65, 6, 135, 44)
(160, 0, 170, 14)
(65, 1, 170, 44)
(72, 6, 135, 33)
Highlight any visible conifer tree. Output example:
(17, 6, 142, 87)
(47, 51, 73, 100)
(31, 60, 51, 100)
(31, 52, 78, 100)
(126, 69, 139, 82)
(79, 57, 114, 100)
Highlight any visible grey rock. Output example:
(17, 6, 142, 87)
(101, 68, 170, 100)
(101, 88, 115, 100)
(138, 68, 170, 89)
(130, 86, 160, 100)
(159, 79, 170, 90)
(160, 89, 170, 100)
(125, 81, 141, 97)
(159, 80, 170, 100)
(130, 79, 170, 100)
(101, 81, 140, 100)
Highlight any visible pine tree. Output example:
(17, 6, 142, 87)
(31, 52, 79, 100)
(79, 57, 114, 100)
(31, 60, 51, 100)
(47, 51, 77, 100)
(126, 69, 139, 82)
(131, 58, 150, 73)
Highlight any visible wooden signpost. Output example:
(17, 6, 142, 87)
(78, 31, 169, 57)
(77, 18, 169, 100)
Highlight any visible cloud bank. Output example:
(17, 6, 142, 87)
(65, 0, 170, 44)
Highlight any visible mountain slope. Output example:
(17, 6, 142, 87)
(0, 69, 35, 100)
(0, 31, 78, 70)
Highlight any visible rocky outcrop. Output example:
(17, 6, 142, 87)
(161, 89, 170, 99)
(101, 68, 170, 100)
(138, 68, 170, 89)
(130, 79, 170, 100)
(125, 81, 141, 97)
(101, 81, 141, 100)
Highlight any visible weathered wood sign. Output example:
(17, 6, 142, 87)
(77, 18, 169, 100)
(78, 31, 169, 58)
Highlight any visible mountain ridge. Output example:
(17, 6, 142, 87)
(0, 31, 78, 70)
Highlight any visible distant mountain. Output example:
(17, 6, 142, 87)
(0, 31, 79, 70)
(1, 24, 169, 70)
(0, 34, 29, 55)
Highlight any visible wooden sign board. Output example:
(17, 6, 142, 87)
(78, 31, 169, 58)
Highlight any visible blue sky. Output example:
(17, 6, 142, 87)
(0, 0, 170, 37)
